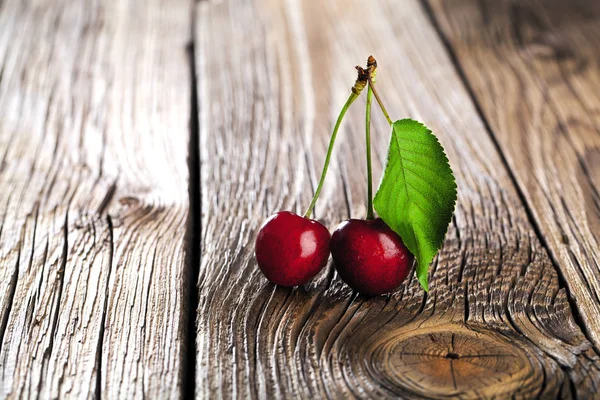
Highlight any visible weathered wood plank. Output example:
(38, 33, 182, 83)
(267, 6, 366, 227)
(196, 0, 600, 397)
(0, 0, 191, 397)
(427, 0, 600, 351)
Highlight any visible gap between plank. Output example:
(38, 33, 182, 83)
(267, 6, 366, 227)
(418, 0, 595, 347)
(184, 6, 201, 399)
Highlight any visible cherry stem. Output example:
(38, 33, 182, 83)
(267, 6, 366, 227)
(303, 92, 359, 218)
(365, 84, 374, 220)
(367, 75, 393, 126)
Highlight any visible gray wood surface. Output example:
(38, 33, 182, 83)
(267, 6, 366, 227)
(1, 0, 600, 398)
(0, 0, 191, 397)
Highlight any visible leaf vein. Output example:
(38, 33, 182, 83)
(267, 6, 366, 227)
(405, 180, 444, 214)
(396, 145, 445, 162)
(402, 164, 451, 195)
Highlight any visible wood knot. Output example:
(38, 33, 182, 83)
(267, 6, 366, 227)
(360, 324, 543, 398)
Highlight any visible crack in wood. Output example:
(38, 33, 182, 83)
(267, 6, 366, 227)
(95, 215, 114, 400)
(38, 210, 69, 396)
(184, 9, 201, 398)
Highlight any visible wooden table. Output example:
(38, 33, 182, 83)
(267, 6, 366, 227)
(1, 0, 599, 398)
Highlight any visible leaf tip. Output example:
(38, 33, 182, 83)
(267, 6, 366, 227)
(419, 276, 429, 292)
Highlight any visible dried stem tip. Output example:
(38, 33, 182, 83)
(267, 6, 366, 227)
(352, 66, 369, 95)
(367, 55, 377, 69)
(367, 55, 377, 82)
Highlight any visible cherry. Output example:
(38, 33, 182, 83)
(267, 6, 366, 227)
(330, 218, 413, 296)
(254, 64, 366, 287)
(255, 211, 331, 287)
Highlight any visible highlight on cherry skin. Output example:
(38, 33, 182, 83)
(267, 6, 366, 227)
(255, 211, 331, 287)
(330, 218, 414, 296)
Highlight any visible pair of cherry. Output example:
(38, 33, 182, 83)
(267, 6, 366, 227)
(255, 211, 413, 296)
(255, 56, 414, 296)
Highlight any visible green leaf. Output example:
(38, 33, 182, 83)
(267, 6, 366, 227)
(373, 119, 457, 292)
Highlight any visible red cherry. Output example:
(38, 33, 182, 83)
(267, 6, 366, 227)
(330, 218, 414, 295)
(255, 211, 331, 287)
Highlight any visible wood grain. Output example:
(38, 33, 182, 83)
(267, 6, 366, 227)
(427, 0, 600, 352)
(0, 0, 191, 397)
(196, 0, 600, 397)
